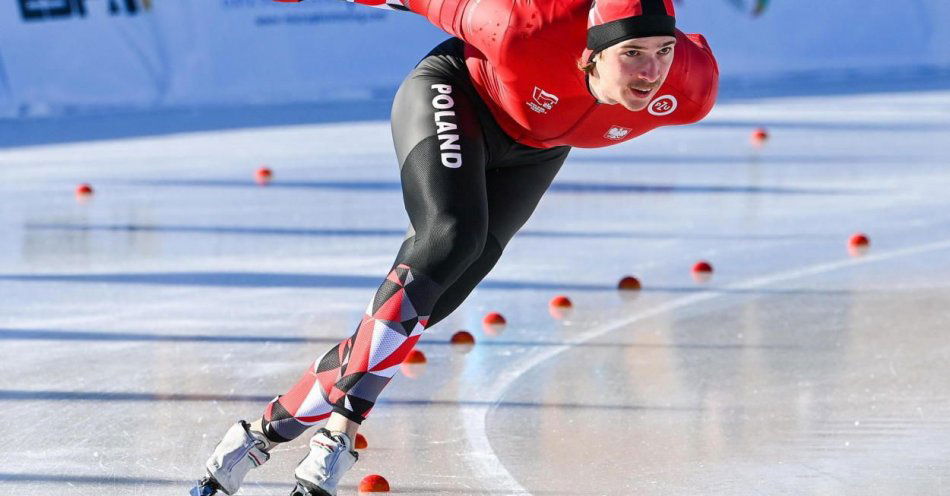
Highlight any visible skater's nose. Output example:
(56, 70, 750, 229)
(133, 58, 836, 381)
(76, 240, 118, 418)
(637, 56, 662, 83)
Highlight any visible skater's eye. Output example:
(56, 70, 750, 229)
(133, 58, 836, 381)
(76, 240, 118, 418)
(658, 47, 673, 56)
(624, 50, 640, 57)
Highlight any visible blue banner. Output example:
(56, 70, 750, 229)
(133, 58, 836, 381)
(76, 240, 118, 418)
(0, 0, 948, 119)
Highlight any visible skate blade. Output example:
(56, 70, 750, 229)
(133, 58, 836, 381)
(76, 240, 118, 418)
(190, 480, 220, 496)
(289, 480, 333, 496)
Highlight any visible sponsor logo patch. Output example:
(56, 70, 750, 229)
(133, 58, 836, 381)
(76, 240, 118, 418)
(648, 95, 678, 117)
(527, 87, 559, 114)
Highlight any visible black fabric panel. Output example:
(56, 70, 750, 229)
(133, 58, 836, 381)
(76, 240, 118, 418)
(428, 234, 504, 326)
(586, 15, 676, 55)
(641, 0, 670, 16)
(262, 401, 301, 443)
(331, 406, 367, 425)
(315, 343, 342, 373)
(390, 42, 491, 286)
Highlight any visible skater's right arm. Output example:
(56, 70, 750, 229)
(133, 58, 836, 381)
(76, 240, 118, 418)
(400, 0, 514, 60)
(276, 0, 514, 60)
(274, 0, 410, 12)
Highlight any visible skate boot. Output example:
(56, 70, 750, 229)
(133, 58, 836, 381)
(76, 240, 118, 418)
(190, 421, 271, 495)
(289, 428, 359, 496)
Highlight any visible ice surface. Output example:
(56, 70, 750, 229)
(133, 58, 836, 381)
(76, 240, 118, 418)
(1, 90, 950, 495)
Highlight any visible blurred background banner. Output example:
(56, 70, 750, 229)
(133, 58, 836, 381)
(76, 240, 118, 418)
(0, 52, 11, 117)
(1, 0, 949, 119)
(0, 0, 446, 118)
(676, 0, 950, 96)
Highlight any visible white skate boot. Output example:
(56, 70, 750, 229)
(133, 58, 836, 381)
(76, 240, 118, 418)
(289, 428, 359, 496)
(190, 421, 271, 495)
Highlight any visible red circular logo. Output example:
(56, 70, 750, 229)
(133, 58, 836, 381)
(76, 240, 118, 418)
(648, 95, 678, 117)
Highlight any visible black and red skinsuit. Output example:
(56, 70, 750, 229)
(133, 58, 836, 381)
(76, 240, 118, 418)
(262, 0, 719, 442)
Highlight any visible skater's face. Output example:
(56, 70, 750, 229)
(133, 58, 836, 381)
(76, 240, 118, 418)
(588, 35, 676, 112)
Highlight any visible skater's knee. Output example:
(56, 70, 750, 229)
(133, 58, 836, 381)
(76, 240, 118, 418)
(440, 217, 488, 260)
(415, 216, 487, 271)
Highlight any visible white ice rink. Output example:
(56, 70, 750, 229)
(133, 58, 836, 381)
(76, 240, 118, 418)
(2, 90, 950, 495)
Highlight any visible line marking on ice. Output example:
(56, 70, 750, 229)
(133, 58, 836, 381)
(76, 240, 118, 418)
(461, 237, 950, 495)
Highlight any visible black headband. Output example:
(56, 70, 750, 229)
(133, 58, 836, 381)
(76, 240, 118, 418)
(587, 15, 676, 61)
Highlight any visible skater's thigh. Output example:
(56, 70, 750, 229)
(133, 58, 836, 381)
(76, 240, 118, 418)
(486, 147, 571, 246)
(390, 47, 487, 172)
(390, 65, 489, 237)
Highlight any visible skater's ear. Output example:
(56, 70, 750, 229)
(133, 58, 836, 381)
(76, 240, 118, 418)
(578, 51, 603, 75)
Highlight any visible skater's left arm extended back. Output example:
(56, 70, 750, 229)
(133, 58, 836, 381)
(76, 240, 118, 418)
(274, 0, 410, 11)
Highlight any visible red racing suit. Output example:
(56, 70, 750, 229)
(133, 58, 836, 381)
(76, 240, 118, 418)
(359, 0, 719, 149)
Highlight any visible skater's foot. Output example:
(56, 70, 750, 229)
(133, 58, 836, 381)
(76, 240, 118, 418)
(290, 428, 359, 496)
(196, 420, 271, 495)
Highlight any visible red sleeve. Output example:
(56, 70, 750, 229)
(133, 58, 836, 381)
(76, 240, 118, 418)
(404, 0, 468, 37)
(405, 0, 514, 59)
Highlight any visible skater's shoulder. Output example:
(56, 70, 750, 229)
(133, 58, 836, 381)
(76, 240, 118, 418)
(660, 30, 719, 124)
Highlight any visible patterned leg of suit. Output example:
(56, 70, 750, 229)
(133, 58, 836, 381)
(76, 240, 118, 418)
(261, 264, 440, 441)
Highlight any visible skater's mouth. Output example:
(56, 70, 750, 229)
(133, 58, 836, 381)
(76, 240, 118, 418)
(629, 86, 655, 99)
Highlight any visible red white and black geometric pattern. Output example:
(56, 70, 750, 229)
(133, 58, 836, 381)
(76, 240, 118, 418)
(262, 264, 439, 441)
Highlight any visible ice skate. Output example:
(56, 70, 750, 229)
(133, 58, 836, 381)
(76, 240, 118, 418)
(289, 428, 359, 496)
(190, 421, 271, 495)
